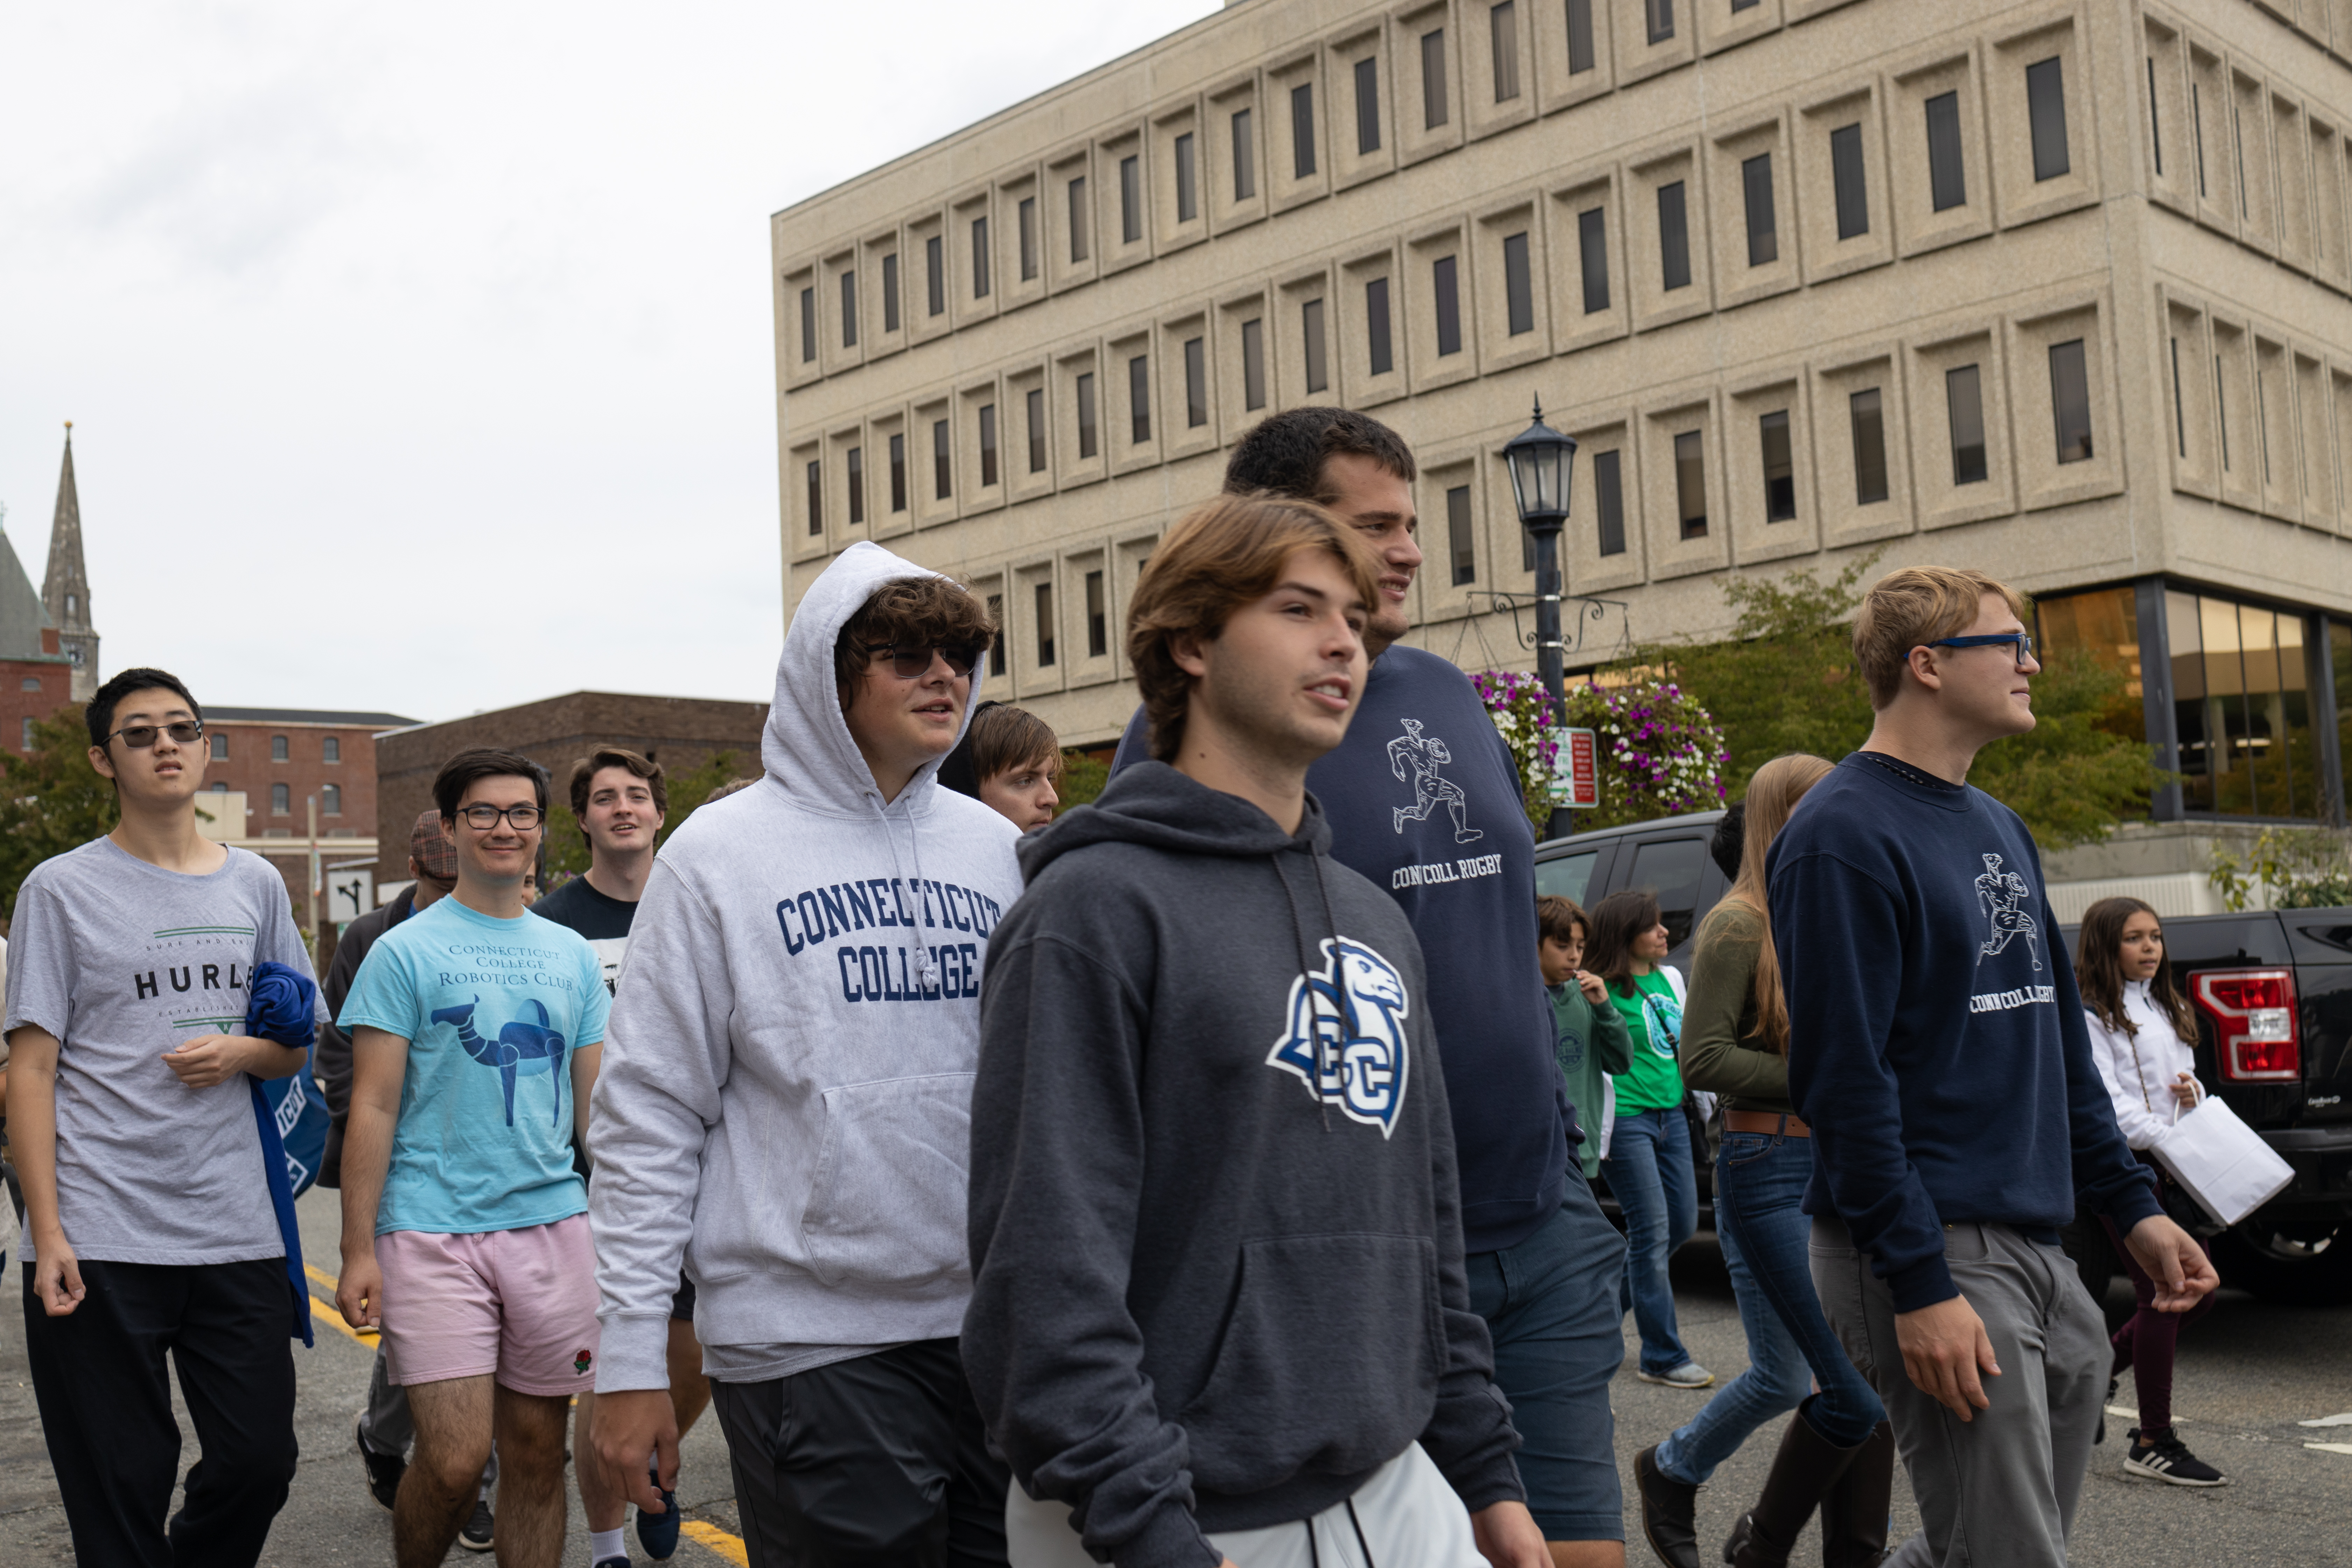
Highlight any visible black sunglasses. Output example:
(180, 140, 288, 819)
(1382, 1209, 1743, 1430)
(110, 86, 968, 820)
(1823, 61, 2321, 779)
(107, 720, 203, 750)
(863, 643, 979, 680)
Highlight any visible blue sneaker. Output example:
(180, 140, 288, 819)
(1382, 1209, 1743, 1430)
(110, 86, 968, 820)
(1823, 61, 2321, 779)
(635, 1470, 681, 1561)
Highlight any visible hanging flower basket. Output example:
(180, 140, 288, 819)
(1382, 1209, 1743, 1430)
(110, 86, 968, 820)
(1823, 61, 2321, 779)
(1471, 669, 1729, 833)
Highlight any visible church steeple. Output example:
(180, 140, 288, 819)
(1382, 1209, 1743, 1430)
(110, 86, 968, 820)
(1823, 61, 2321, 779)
(43, 421, 97, 701)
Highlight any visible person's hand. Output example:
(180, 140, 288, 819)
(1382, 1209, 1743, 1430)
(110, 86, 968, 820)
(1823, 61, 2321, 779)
(1576, 970, 1608, 1006)
(162, 1033, 261, 1090)
(1894, 1294, 1999, 1420)
(2125, 1214, 2219, 1311)
(2170, 1071, 2200, 1108)
(593, 1388, 682, 1516)
(1470, 1499, 1549, 1568)
(336, 1245, 384, 1330)
(30, 1231, 84, 1317)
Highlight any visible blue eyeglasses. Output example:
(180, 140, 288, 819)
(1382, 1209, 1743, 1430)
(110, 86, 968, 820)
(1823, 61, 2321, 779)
(1925, 633, 2037, 669)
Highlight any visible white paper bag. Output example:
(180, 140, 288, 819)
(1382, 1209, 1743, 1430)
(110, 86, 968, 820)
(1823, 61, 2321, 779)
(2149, 1094, 2297, 1228)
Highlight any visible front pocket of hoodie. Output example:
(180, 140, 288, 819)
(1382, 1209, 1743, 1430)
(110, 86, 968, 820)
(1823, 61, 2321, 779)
(797, 1074, 974, 1291)
(1176, 1233, 1444, 1493)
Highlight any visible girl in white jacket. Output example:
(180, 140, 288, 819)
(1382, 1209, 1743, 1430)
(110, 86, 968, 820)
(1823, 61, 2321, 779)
(2077, 897, 2228, 1488)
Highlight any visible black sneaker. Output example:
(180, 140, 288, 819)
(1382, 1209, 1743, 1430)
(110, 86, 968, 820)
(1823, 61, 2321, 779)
(636, 1467, 682, 1560)
(2123, 1426, 2230, 1487)
(2096, 1374, 2119, 1446)
(1633, 1445, 1701, 1568)
(356, 1422, 404, 1511)
(458, 1497, 496, 1550)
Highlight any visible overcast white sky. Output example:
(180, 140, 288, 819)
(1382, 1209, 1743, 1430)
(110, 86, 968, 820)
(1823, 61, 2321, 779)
(0, 1, 1219, 723)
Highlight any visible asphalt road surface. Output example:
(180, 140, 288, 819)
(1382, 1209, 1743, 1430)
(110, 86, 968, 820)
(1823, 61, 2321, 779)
(1, 1190, 2346, 1565)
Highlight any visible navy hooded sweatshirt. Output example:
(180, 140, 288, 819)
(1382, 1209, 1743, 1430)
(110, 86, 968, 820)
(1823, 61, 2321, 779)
(1111, 644, 1575, 1254)
(1768, 754, 2161, 1313)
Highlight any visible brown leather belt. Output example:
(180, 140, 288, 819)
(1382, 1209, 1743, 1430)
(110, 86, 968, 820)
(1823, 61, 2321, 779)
(1724, 1110, 1811, 1138)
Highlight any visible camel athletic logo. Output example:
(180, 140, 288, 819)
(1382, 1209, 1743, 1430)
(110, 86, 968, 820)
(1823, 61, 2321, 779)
(432, 996, 570, 1127)
(1973, 853, 2042, 972)
(1387, 719, 1483, 845)
(1267, 936, 1412, 1138)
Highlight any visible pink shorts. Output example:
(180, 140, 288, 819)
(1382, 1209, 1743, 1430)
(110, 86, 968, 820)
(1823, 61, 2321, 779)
(377, 1215, 600, 1396)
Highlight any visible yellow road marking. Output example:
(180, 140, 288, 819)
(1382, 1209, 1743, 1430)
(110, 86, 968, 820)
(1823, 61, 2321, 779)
(304, 1262, 341, 1292)
(681, 1520, 749, 1564)
(309, 1293, 379, 1346)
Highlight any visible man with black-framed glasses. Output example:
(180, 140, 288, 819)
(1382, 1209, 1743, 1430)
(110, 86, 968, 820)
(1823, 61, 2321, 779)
(8, 666, 322, 1568)
(334, 747, 613, 1568)
(587, 542, 1023, 1567)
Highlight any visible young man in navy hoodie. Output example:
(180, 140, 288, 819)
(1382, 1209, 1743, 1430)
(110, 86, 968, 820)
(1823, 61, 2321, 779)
(1108, 411, 1629, 1566)
(1771, 567, 2217, 1568)
(969, 492, 1545, 1568)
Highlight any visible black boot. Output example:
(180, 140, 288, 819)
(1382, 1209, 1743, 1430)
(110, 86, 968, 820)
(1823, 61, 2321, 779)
(1817, 1421, 1895, 1568)
(1723, 1399, 1870, 1568)
(1635, 1445, 1701, 1568)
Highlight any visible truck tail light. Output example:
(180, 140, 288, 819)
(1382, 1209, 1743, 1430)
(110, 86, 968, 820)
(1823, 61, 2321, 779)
(2191, 968, 2301, 1082)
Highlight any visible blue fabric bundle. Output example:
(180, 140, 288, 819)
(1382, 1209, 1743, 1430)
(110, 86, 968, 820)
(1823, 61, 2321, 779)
(245, 960, 317, 1348)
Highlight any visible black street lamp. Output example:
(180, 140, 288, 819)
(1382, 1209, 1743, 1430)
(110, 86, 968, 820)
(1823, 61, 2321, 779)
(1503, 399, 1579, 728)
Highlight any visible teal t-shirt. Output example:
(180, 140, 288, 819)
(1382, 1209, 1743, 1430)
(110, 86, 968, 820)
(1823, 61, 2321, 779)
(339, 897, 610, 1236)
(1609, 970, 1685, 1113)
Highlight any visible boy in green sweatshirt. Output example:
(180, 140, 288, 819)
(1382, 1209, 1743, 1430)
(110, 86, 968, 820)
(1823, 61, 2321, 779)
(1538, 896, 1632, 1183)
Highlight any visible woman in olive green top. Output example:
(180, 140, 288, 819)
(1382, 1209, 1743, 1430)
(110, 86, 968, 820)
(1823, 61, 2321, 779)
(1632, 756, 1895, 1568)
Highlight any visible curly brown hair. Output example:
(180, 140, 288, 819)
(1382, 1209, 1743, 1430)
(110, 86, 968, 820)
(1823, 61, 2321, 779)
(832, 575, 999, 712)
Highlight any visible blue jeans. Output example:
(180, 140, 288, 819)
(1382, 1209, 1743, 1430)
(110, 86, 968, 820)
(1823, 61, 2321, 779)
(1602, 1105, 1696, 1375)
(1656, 1131, 1886, 1484)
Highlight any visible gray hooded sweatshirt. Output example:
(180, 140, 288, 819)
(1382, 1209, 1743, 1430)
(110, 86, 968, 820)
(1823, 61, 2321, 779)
(588, 541, 1024, 1391)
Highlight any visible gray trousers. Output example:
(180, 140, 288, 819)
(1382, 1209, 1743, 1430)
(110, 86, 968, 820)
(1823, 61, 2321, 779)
(358, 1340, 498, 1494)
(1811, 1216, 2106, 1568)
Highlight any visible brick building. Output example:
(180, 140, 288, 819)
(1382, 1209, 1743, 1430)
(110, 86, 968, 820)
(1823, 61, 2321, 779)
(0, 523, 77, 755)
(373, 691, 770, 885)
(199, 707, 420, 845)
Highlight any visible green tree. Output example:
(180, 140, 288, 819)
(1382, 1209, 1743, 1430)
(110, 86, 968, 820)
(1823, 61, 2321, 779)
(0, 706, 118, 922)
(542, 750, 757, 880)
(1055, 748, 1110, 814)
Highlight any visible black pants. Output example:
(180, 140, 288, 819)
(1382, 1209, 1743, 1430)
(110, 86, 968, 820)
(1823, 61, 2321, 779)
(22, 1257, 299, 1568)
(711, 1338, 1008, 1568)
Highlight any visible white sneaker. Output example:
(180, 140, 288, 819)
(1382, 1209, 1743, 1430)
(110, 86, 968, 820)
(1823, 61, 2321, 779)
(1637, 1362, 1715, 1388)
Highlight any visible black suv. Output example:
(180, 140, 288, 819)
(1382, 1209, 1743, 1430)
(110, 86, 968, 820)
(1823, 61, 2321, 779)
(1534, 810, 2352, 1306)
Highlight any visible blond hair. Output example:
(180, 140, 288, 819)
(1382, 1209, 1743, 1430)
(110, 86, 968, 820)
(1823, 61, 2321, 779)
(1722, 753, 1837, 1055)
(1128, 492, 1385, 763)
(1852, 566, 2031, 708)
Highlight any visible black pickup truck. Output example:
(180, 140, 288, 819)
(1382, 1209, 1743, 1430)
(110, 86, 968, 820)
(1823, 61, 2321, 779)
(1533, 809, 2352, 1306)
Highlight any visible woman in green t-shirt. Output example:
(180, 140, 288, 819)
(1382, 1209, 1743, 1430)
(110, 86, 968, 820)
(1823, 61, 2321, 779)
(1587, 888, 1709, 1390)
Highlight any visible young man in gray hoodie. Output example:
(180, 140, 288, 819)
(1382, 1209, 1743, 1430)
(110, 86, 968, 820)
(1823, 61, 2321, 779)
(588, 542, 1024, 1567)
(966, 494, 1546, 1568)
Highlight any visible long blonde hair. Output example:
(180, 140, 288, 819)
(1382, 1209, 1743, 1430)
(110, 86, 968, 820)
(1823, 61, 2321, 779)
(1722, 754, 1837, 1055)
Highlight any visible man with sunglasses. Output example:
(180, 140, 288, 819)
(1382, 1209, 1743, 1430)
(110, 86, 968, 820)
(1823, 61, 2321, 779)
(335, 748, 614, 1568)
(588, 542, 1022, 1567)
(7, 667, 321, 1568)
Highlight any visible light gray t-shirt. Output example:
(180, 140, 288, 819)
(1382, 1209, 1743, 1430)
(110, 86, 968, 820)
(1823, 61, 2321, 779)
(6, 838, 320, 1265)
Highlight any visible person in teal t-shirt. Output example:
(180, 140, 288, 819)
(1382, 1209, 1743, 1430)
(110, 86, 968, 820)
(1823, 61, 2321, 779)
(1587, 888, 1710, 1390)
(1538, 895, 1631, 1182)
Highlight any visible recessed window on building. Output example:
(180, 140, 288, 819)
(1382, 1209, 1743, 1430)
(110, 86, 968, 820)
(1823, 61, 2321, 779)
(1175, 134, 1198, 223)
(1035, 582, 1056, 667)
(322, 783, 341, 817)
(1646, 0, 1674, 46)
(926, 235, 945, 316)
(1831, 124, 1869, 238)
(980, 405, 999, 486)
(1231, 108, 1256, 201)
(1129, 355, 1151, 443)
(2170, 338, 2186, 458)
(1354, 57, 1381, 155)
(1849, 389, 1889, 505)
(210, 732, 229, 760)
(847, 447, 865, 525)
(1742, 153, 1777, 267)
(934, 420, 952, 500)
(1027, 388, 1048, 471)
(2192, 82, 2207, 198)
(1946, 365, 1988, 485)
(1594, 449, 1626, 556)
(1077, 373, 1099, 460)
(272, 734, 289, 763)
(1433, 255, 1462, 355)
(2026, 57, 2070, 182)
(1503, 232, 1533, 335)
(1925, 91, 1967, 211)
(2049, 339, 2093, 463)
(1657, 182, 1691, 291)
(1120, 156, 1141, 245)
(1242, 317, 1267, 410)
(1019, 198, 1037, 280)
(1448, 484, 1476, 585)
(2176, 590, 2319, 817)
(1086, 570, 1108, 658)
(1578, 208, 1609, 314)
(1291, 83, 1316, 180)
(272, 782, 290, 814)
(799, 286, 816, 362)
(2214, 354, 2230, 470)
(1567, 0, 1595, 74)
(971, 217, 991, 297)
(840, 272, 858, 348)
(1366, 279, 1394, 376)
(889, 433, 907, 512)
(987, 595, 1007, 677)
(881, 253, 899, 332)
(1302, 299, 1329, 393)
(1184, 337, 1208, 426)
(1422, 29, 1448, 128)
(1491, 2, 1520, 103)
(22, 718, 37, 753)
(1759, 411, 1796, 520)
(806, 460, 822, 534)
(1674, 430, 1707, 538)
(1068, 177, 1090, 263)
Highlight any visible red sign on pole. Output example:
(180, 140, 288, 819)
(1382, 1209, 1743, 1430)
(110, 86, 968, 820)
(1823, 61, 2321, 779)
(1562, 727, 1599, 809)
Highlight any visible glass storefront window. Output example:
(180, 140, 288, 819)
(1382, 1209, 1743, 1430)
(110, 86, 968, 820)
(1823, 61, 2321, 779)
(2168, 588, 2319, 818)
(2035, 585, 2145, 744)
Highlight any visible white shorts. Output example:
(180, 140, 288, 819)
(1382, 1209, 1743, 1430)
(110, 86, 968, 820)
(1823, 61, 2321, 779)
(1004, 1441, 1484, 1568)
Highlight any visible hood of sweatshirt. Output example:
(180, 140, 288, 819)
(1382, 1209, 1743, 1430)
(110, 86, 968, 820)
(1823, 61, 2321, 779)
(1018, 758, 1331, 878)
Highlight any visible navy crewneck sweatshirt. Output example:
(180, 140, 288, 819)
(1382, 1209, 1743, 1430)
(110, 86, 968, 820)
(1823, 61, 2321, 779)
(1111, 645, 1573, 1252)
(1769, 754, 2160, 1311)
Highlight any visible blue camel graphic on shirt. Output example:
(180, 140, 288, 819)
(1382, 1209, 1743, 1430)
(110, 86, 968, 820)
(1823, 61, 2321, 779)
(430, 996, 569, 1128)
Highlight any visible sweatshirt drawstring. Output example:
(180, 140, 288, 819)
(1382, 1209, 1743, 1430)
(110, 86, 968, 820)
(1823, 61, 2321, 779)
(873, 789, 942, 992)
(1271, 850, 1332, 1133)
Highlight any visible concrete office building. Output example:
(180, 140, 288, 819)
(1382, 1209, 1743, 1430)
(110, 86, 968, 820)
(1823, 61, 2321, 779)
(774, 0, 2352, 888)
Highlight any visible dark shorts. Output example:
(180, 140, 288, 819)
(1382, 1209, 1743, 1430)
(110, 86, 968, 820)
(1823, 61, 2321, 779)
(1464, 1182, 1629, 1541)
(671, 1274, 696, 1323)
